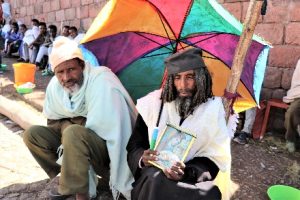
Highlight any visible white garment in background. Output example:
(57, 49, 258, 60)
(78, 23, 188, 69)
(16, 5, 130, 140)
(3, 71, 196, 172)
(2, 1, 11, 20)
(35, 45, 48, 63)
(1, 23, 10, 36)
(242, 108, 256, 133)
(32, 26, 40, 39)
(283, 59, 300, 103)
(23, 29, 35, 45)
(73, 33, 85, 44)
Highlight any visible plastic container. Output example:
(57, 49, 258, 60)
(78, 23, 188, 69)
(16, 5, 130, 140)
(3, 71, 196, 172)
(267, 185, 300, 200)
(12, 63, 36, 86)
(0, 64, 7, 70)
(16, 87, 33, 94)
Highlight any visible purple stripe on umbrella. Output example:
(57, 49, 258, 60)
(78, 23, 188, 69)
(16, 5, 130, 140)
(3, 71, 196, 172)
(186, 33, 265, 95)
(83, 32, 170, 73)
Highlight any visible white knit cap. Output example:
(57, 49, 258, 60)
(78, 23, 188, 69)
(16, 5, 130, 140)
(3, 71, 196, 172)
(49, 37, 83, 72)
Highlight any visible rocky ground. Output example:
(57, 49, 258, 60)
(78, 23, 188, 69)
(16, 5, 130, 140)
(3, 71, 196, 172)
(0, 56, 299, 200)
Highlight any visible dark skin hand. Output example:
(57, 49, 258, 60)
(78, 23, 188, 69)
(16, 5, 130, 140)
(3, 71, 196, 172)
(163, 161, 185, 181)
(141, 149, 159, 167)
(142, 149, 185, 181)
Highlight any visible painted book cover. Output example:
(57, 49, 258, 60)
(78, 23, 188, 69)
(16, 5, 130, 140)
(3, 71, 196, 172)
(149, 123, 196, 170)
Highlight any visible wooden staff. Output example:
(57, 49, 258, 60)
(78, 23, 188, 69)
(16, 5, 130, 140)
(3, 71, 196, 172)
(224, 0, 264, 121)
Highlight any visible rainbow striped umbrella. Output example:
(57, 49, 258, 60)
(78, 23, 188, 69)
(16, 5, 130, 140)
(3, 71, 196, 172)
(81, 0, 270, 113)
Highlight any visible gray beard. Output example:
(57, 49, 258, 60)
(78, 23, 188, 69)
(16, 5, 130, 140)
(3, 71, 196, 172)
(64, 83, 81, 96)
(175, 96, 194, 119)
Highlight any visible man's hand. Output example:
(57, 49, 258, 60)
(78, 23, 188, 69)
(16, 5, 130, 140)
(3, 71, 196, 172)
(163, 161, 185, 181)
(141, 149, 159, 167)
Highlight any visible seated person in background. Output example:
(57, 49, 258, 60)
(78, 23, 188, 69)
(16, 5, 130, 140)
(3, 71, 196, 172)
(61, 25, 70, 38)
(68, 26, 78, 39)
(27, 22, 47, 64)
(3, 21, 21, 57)
(127, 48, 231, 200)
(19, 19, 40, 62)
(35, 24, 57, 70)
(16, 24, 27, 60)
(30, 18, 40, 38)
(69, 26, 85, 44)
(0, 18, 11, 38)
(283, 59, 300, 153)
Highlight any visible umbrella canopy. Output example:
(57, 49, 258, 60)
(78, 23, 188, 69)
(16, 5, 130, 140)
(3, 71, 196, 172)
(81, 0, 270, 113)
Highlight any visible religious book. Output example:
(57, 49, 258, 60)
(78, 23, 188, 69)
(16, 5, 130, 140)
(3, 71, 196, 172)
(149, 123, 197, 170)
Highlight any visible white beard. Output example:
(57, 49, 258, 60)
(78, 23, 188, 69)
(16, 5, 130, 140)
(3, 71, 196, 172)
(64, 83, 81, 95)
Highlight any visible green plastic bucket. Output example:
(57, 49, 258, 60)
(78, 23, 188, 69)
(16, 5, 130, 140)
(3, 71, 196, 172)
(267, 185, 300, 200)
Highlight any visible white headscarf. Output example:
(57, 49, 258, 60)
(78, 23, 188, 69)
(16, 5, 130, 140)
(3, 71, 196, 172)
(49, 37, 83, 71)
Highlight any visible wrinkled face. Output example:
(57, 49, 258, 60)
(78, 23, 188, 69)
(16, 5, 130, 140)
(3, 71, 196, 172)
(174, 70, 196, 97)
(54, 59, 84, 94)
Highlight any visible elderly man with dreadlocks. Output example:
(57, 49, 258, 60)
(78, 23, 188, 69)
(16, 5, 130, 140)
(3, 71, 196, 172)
(126, 48, 231, 200)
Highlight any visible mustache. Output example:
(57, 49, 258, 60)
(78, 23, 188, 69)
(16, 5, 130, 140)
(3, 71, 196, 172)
(62, 79, 81, 87)
(178, 89, 194, 93)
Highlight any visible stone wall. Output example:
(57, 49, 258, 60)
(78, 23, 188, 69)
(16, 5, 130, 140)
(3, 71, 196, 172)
(11, 0, 300, 132)
(220, 0, 300, 133)
(11, 0, 108, 32)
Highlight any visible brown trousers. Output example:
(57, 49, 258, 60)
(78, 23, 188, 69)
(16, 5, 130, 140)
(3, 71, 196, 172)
(23, 118, 109, 195)
(285, 98, 300, 143)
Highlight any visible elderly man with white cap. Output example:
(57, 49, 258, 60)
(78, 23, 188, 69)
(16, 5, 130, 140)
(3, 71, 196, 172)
(23, 37, 137, 200)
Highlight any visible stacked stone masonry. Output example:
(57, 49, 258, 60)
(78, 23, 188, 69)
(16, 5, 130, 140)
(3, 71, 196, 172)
(11, 0, 300, 132)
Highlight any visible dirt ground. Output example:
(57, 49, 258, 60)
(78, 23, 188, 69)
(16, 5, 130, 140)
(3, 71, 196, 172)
(0, 56, 299, 200)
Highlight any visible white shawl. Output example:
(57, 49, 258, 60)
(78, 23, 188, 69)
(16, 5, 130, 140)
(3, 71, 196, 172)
(136, 89, 231, 172)
(43, 63, 137, 199)
(283, 59, 300, 103)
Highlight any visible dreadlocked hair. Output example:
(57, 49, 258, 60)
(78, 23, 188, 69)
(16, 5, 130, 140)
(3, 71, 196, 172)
(161, 67, 214, 108)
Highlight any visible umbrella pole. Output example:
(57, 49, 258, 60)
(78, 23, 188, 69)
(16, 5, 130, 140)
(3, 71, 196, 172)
(223, 0, 264, 121)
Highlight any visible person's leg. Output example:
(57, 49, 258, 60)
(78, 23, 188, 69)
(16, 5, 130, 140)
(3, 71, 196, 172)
(6, 42, 12, 55)
(30, 46, 39, 64)
(59, 124, 109, 195)
(234, 108, 256, 144)
(35, 45, 48, 64)
(9, 42, 20, 55)
(242, 108, 256, 134)
(3, 39, 8, 53)
(23, 125, 61, 178)
(285, 98, 300, 152)
(22, 43, 30, 62)
(132, 167, 221, 200)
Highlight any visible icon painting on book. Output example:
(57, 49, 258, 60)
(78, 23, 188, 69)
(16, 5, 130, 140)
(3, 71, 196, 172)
(149, 123, 196, 170)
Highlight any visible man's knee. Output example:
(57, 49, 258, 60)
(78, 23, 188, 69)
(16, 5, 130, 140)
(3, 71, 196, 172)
(23, 125, 47, 146)
(141, 167, 163, 182)
(62, 124, 88, 144)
